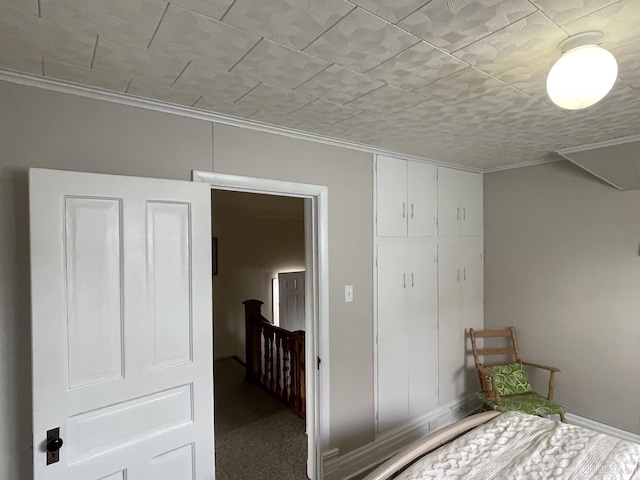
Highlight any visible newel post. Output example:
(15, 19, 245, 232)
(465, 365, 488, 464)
(243, 299, 264, 383)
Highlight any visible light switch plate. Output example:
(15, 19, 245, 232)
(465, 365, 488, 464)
(345, 285, 353, 303)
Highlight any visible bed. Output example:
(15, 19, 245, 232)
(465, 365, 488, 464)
(363, 411, 640, 479)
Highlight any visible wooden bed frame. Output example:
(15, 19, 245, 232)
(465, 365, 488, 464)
(362, 411, 501, 480)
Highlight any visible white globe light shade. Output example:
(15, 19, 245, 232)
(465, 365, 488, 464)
(546, 44, 618, 110)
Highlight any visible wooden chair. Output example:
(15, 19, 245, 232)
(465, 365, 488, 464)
(469, 327, 566, 422)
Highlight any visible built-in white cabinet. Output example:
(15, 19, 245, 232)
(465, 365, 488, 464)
(374, 155, 484, 434)
(377, 243, 438, 432)
(437, 167, 483, 237)
(376, 156, 437, 237)
(437, 240, 484, 404)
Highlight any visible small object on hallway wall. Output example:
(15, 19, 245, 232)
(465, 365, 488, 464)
(345, 285, 353, 303)
(212, 237, 218, 276)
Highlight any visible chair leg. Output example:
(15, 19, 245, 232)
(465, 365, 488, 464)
(560, 412, 567, 423)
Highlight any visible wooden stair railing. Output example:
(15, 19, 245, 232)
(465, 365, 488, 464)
(243, 299, 306, 418)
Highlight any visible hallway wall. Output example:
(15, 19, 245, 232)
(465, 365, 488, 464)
(211, 190, 305, 360)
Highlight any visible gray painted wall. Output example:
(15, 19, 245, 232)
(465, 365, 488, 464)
(0, 80, 374, 479)
(484, 161, 640, 433)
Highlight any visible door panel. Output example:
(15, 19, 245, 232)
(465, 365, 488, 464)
(278, 271, 306, 332)
(30, 168, 214, 480)
(437, 167, 461, 236)
(459, 171, 483, 237)
(376, 244, 409, 431)
(406, 244, 438, 416)
(407, 162, 437, 237)
(150, 444, 194, 480)
(437, 243, 463, 404)
(65, 197, 124, 388)
(460, 240, 484, 392)
(147, 202, 193, 368)
(376, 155, 408, 237)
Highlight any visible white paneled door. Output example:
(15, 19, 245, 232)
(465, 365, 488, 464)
(29, 169, 214, 480)
(278, 271, 306, 332)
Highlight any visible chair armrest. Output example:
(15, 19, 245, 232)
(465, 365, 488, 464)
(521, 361, 559, 401)
(521, 361, 560, 373)
(478, 365, 496, 377)
(478, 365, 502, 404)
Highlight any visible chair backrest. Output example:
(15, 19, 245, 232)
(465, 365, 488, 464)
(469, 327, 522, 368)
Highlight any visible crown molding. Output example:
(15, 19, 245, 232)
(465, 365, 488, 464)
(0, 68, 485, 173)
(483, 156, 564, 173)
(556, 153, 625, 190)
(557, 133, 640, 155)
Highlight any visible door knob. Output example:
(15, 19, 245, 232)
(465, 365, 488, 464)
(46, 437, 64, 453)
(46, 427, 63, 465)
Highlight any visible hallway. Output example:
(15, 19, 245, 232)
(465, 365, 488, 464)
(214, 357, 308, 479)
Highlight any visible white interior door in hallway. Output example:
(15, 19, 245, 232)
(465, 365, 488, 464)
(29, 168, 214, 480)
(279, 271, 306, 332)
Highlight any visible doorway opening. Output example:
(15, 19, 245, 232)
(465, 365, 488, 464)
(192, 171, 329, 480)
(211, 189, 306, 478)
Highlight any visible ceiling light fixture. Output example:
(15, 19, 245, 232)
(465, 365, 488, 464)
(546, 31, 618, 110)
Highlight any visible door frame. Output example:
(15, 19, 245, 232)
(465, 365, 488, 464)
(192, 171, 329, 480)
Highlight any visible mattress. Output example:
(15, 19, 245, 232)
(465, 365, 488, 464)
(394, 411, 640, 480)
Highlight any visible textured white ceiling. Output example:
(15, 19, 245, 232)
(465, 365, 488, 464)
(1, 0, 639, 170)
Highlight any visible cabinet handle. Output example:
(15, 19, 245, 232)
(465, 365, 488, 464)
(457, 268, 460, 282)
(456, 207, 460, 221)
(402, 202, 406, 218)
(463, 207, 466, 220)
(411, 203, 414, 219)
(411, 273, 414, 287)
(464, 267, 466, 281)
(403, 273, 406, 288)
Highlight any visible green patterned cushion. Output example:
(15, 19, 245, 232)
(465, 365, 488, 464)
(486, 363, 533, 396)
(482, 393, 565, 416)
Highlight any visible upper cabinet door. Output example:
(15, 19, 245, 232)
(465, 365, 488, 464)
(459, 171, 483, 236)
(376, 155, 408, 237)
(407, 162, 437, 237)
(437, 167, 463, 236)
(437, 167, 483, 237)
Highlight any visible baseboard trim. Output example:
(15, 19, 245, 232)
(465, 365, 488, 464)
(323, 395, 481, 480)
(566, 413, 640, 444)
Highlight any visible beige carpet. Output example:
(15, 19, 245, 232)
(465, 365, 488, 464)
(214, 357, 308, 479)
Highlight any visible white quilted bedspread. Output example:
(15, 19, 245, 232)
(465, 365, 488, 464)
(395, 411, 640, 480)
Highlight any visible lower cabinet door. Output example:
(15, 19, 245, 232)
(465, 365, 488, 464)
(377, 244, 409, 431)
(377, 243, 439, 431)
(407, 244, 438, 417)
(438, 240, 483, 404)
